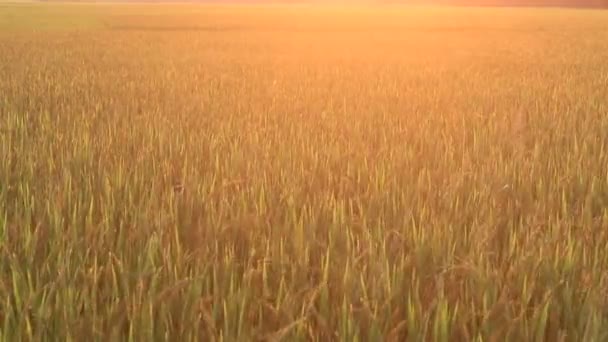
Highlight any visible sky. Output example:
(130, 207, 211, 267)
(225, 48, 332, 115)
(36, 0, 608, 6)
(422, 0, 608, 6)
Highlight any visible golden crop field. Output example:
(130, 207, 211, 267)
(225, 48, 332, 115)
(1, 3, 608, 340)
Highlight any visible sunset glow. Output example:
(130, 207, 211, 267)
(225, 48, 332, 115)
(1, 2, 608, 340)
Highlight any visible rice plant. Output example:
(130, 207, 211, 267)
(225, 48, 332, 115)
(1, 4, 608, 341)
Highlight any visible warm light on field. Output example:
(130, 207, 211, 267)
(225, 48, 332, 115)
(1, 3, 608, 340)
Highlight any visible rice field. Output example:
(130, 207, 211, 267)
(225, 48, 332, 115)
(1, 3, 608, 340)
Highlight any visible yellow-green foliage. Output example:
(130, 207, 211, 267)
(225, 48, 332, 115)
(1, 4, 608, 341)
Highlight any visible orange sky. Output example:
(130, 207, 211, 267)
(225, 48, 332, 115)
(373, 0, 608, 6)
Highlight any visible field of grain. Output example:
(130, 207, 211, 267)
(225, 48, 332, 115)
(1, 4, 608, 340)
